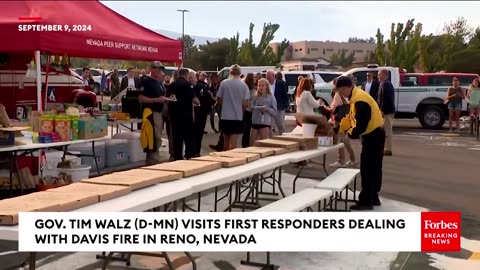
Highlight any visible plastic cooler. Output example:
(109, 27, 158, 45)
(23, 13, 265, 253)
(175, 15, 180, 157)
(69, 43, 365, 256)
(68, 141, 106, 172)
(105, 139, 129, 168)
(43, 150, 82, 177)
(112, 132, 146, 162)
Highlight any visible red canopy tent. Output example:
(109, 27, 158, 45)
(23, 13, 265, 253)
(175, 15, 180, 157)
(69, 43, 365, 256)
(0, 0, 183, 62)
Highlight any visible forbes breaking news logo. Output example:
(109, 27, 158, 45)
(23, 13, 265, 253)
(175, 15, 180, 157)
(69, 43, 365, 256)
(421, 212, 461, 252)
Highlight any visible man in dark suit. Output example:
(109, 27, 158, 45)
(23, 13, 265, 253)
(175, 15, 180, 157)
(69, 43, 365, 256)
(377, 69, 396, 156)
(361, 71, 380, 100)
(120, 67, 141, 90)
(266, 70, 289, 135)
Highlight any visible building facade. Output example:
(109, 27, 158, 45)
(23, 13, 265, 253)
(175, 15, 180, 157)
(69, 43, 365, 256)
(270, 40, 377, 63)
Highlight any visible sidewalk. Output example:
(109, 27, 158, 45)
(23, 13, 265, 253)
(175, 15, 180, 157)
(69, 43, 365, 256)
(35, 173, 431, 270)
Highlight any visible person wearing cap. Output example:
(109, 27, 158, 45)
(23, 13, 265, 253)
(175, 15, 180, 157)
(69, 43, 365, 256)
(377, 69, 396, 155)
(167, 68, 200, 160)
(335, 76, 385, 211)
(138, 61, 169, 164)
(216, 64, 250, 151)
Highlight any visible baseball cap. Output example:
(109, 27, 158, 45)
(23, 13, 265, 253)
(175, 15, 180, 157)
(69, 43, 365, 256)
(151, 61, 165, 69)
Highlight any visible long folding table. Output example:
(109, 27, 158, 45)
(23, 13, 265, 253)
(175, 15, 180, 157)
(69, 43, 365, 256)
(0, 143, 343, 270)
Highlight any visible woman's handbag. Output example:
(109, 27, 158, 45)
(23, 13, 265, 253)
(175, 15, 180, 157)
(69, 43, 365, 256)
(334, 94, 350, 122)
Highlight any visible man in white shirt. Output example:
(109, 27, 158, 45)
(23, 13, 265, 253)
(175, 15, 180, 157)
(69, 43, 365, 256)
(361, 71, 380, 100)
(266, 70, 288, 135)
(120, 67, 140, 90)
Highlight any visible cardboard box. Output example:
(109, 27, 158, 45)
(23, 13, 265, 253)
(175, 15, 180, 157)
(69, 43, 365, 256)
(273, 135, 318, 143)
(0, 191, 97, 225)
(210, 151, 261, 162)
(192, 155, 246, 168)
(82, 169, 182, 190)
(46, 182, 131, 202)
(273, 135, 319, 150)
(230, 147, 275, 158)
(255, 139, 300, 150)
(78, 117, 108, 139)
(142, 160, 222, 177)
(266, 147, 291, 155)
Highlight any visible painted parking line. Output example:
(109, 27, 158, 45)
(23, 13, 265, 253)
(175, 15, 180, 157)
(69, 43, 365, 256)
(0, 250, 18, 256)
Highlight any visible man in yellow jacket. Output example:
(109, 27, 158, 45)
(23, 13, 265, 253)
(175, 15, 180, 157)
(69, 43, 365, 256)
(335, 76, 386, 211)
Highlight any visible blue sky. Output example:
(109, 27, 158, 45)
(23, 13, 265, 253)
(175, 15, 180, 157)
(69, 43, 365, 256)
(101, 1, 480, 42)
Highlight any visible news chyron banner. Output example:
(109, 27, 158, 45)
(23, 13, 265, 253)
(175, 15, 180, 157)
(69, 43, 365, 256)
(18, 212, 461, 252)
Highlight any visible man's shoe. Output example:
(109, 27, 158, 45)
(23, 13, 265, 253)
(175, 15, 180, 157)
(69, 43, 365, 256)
(350, 204, 374, 211)
(373, 199, 382, 206)
(203, 130, 208, 134)
(384, 150, 393, 156)
(209, 144, 221, 151)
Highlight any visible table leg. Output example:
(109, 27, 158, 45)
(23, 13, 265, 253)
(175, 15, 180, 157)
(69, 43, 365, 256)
(322, 154, 329, 176)
(29, 252, 37, 270)
(292, 162, 306, 194)
(91, 141, 101, 176)
(9, 152, 14, 197)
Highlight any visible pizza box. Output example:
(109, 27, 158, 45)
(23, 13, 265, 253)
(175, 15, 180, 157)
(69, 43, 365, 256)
(273, 135, 318, 144)
(115, 169, 183, 184)
(142, 160, 222, 177)
(82, 169, 182, 190)
(230, 147, 275, 158)
(192, 155, 246, 168)
(0, 192, 97, 225)
(267, 147, 292, 155)
(46, 182, 131, 202)
(255, 139, 300, 150)
(210, 151, 261, 162)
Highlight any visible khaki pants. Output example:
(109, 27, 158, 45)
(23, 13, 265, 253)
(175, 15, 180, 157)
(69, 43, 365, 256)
(147, 111, 164, 162)
(383, 113, 394, 152)
(333, 132, 355, 163)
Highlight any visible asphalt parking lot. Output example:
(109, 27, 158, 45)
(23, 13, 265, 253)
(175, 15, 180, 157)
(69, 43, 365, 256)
(0, 118, 479, 269)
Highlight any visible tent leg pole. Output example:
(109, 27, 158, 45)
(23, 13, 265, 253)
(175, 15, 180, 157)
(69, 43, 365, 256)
(35, 51, 42, 112)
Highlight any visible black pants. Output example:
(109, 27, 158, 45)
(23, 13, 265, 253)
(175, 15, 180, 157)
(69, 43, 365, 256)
(171, 113, 195, 160)
(209, 108, 216, 130)
(358, 127, 386, 206)
(193, 108, 209, 156)
(242, 111, 252, 148)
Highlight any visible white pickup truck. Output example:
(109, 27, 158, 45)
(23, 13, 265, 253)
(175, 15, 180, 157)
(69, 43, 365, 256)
(314, 66, 470, 129)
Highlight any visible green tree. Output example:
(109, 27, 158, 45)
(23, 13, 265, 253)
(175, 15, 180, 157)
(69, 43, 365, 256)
(330, 49, 355, 67)
(236, 23, 289, 66)
(227, 33, 240, 65)
(468, 27, 480, 49)
(447, 49, 480, 73)
(70, 57, 93, 68)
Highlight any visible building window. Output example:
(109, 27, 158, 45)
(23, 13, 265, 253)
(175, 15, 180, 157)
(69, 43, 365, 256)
(295, 49, 298, 52)
(307, 48, 310, 54)
(310, 48, 319, 51)
(299, 48, 303, 51)
(323, 48, 325, 55)
(326, 48, 333, 52)
(356, 50, 363, 53)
